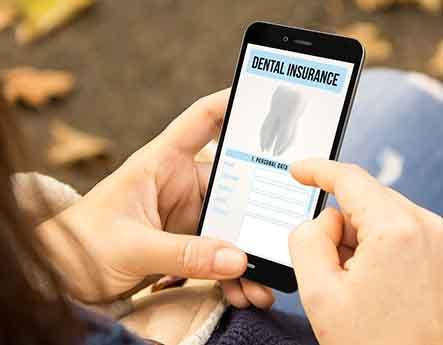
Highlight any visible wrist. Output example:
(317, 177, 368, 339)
(36, 205, 100, 302)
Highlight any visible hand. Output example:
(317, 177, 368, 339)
(40, 89, 274, 309)
(289, 159, 443, 345)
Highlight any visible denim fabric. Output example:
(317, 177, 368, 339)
(272, 68, 443, 336)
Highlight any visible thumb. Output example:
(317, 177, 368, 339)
(289, 208, 344, 299)
(147, 231, 247, 280)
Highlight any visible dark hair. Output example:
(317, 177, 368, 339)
(0, 92, 85, 345)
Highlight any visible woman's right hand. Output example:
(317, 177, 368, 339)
(289, 159, 443, 345)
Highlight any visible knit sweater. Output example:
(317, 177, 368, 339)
(207, 307, 317, 345)
(80, 306, 318, 345)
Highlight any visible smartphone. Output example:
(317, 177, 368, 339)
(197, 22, 365, 292)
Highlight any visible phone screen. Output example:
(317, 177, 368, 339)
(200, 43, 355, 267)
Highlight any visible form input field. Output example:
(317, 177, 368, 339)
(249, 192, 305, 215)
(245, 166, 313, 227)
(246, 203, 300, 227)
(251, 171, 311, 205)
(255, 168, 307, 189)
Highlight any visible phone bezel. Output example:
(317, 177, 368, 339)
(197, 22, 365, 293)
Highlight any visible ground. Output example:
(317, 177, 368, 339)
(1, 0, 442, 193)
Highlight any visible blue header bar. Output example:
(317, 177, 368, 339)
(246, 49, 348, 93)
(226, 148, 289, 172)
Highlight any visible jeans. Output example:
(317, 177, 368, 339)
(272, 68, 443, 339)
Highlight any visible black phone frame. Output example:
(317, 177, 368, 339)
(197, 21, 365, 293)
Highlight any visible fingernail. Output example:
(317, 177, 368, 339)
(213, 248, 245, 276)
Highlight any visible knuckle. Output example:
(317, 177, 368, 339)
(344, 163, 369, 177)
(389, 214, 421, 243)
(179, 238, 203, 277)
(193, 96, 224, 130)
(335, 173, 354, 196)
(126, 152, 157, 178)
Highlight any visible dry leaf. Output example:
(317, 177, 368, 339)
(417, 0, 442, 13)
(428, 40, 443, 78)
(15, 0, 95, 44)
(338, 22, 392, 64)
(355, 0, 396, 12)
(0, 2, 17, 31)
(1, 66, 75, 108)
(47, 119, 112, 166)
(355, 0, 442, 14)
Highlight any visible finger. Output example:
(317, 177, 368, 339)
(342, 215, 358, 248)
(338, 245, 354, 267)
(289, 208, 344, 298)
(291, 159, 395, 232)
(240, 278, 275, 309)
(146, 231, 247, 280)
(196, 162, 212, 199)
(220, 280, 250, 308)
(161, 89, 230, 155)
(344, 256, 357, 271)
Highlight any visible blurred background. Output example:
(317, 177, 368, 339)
(1, 0, 442, 193)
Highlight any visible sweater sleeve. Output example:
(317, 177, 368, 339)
(75, 304, 163, 345)
(12, 172, 82, 225)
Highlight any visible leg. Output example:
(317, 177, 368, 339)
(337, 68, 443, 214)
(273, 68, 443, 318)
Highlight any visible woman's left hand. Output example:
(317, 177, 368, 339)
(39, 89, 274, 309)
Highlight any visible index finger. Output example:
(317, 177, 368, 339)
(161, 88, 230, 155)
(291, 159, 395, 232)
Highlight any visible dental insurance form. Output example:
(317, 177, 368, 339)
(201, 44, 354, 266)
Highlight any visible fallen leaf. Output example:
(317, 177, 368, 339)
(47, 119, 112, 166)
(417, 0, 442, 13)
(355, 0, 442, 14)
(0, 2, 17, 31)
(15, 0, 95, 44)
(428, 40, 443, 78)
(355, 0, 397, 12)
(338, 22, 392, 64)
(1, 66, 75, 108)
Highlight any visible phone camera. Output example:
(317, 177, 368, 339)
(282, 35, 289, 43)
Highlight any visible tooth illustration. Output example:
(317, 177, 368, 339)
(259, 85, 308, 156)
